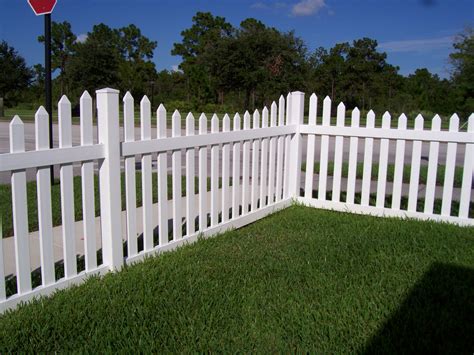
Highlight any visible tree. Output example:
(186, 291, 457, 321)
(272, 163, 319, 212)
(66, 24, 120, 96)
(0, 41, 33, 107)
(172, 12, 234, 105)
(38, 21, 77, 95)
(450, 27, 474, 118)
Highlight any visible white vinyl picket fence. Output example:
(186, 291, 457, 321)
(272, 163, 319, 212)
(0, 88, 472, 312)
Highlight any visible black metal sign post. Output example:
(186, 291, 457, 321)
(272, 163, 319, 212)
(44, 13, 54, 184)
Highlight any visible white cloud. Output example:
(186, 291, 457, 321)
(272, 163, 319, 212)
(379, 36, 454, 53)
(291, 0, 325, 16)
(76, 33, 88, 43)
(171, 65, 182, 73)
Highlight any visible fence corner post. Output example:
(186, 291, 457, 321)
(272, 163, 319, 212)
(96, 88, 123, 271)
(288, 91, 305, 199)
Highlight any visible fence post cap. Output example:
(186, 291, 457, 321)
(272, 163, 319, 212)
(291, 91, 305, 96)
(96, 87, 120, 94)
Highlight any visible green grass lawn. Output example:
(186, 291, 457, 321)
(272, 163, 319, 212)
(302, 161, 465, 188)
(0, 206, 472, 352)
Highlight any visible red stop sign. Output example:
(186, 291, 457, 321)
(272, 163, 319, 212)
(28, 0, 57, 15)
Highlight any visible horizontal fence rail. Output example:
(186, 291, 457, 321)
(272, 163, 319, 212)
(0, 88, 472, 313)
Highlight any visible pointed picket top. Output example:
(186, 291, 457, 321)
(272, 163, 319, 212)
(58, 94, 71, 106)
(398, 113, 408, 129)
(336, 102, 345, 127)
(431, 114, 442, 131)
(157, 104, 167, 138)
(253, 109, 260, 129)
(382, 111, 391, 128)
(233, 113, 241, 131)
(448, 113, 460, 131)
(59, 95, 72, 147)
(10, 115, 23, 126)
(186, 112, 195, 136)
(308, 94, 317, 125)
(141, 95, 151, 106)
(262, 107, 269, 128)
(285, 93, 292, 125)
(244, 111, 251, 130)
(10, 115, 25, 152)
(270, 102, 277, 127)
(366, 110, 375, 128)
(199, 113, 208, 134)
(414, 114, 424, 130)
(322, 96, 331, 126)
(223, 114, 230, 132)
(157, 103, 166, 115)
(468, 113, 474, 132)
(81, 90, 92, 102)
(278, 96, 285, 126)
(140, 96, 151, 140)
(35, 106, 49, 150)
(211, 114, 219, 133)
(172, 110, 181, 137)
(351, 107, 360, 127)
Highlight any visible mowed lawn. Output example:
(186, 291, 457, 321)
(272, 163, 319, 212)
(0, 206, 473, 353)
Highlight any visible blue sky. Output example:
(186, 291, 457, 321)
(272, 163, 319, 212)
(1, 0, 472, 78)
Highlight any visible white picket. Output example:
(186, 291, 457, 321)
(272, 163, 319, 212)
(79, 91, 97, 270)
(332, 102, 345, 202)
(172, 110, 183, 239)
(407, 115, 424, 212)
(459, 114, 474, 218)
(441, 114, 459, 216)
(318, 96, 331, 200)
(251, 110, 261, 210)
(424, 115, 441, 214)
(361, 110, 375, 206)
(346, 108, 360, 204)
(222, 114, 231, 222)
(232, 113, 241, 219)
(275, 96, 285, 202)
(0, 235, 5, 300)
(157, 104, 169, 244)
(304, 94, 317, 199)
(242, 111, 251, 214)
(141, 96, 154, 249)
(375, 112, 391, 208)
(267, 102, 278, 204)
(58, 96, 77, 278)
(199, 113, 208, 229)
(124, 92, 137, 256)
(210, 114, 220, 226)
(185, 113, 196, 236)
(35, 107, 55, 284)
(259, 107, 269, 207)
(391, 114, 407, 210)
(10, 116, 31, 293)
(283, 93, 292, 199)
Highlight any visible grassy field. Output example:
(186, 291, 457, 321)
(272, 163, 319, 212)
(0, 206, 472, 352)
(302, 161, 465, 188)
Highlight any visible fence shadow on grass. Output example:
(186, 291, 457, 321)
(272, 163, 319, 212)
(362, 262, 474, 354)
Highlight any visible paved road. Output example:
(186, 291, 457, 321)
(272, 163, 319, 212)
(0, 121, 468, 184)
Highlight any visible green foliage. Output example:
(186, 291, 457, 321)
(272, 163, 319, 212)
(450, 27, 474, 117)
(0, 41, 33, 107)
(0, 206, 473, 352)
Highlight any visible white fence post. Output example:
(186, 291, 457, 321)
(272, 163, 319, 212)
(96, 88, 123, 271)
(288, 91, 305, 198)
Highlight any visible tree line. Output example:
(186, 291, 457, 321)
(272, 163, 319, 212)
(0, 12, 472, 119)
